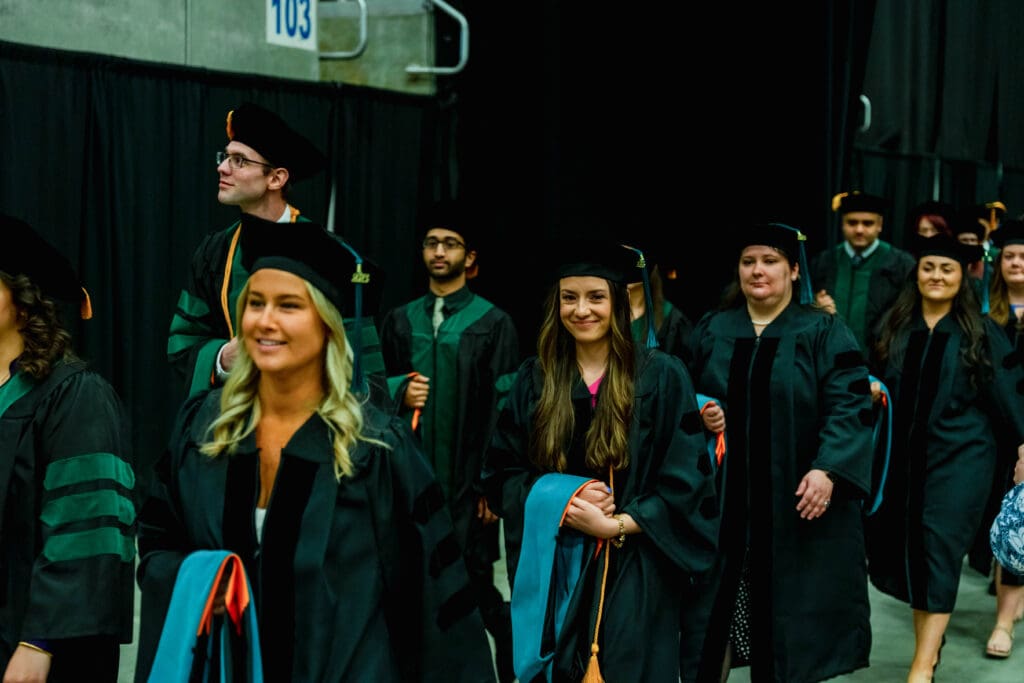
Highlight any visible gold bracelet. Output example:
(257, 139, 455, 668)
(611, 515, 626, 548)
(18, 641, 53, 657)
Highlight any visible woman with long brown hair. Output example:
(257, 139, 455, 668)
(867, 233, 1024, 681)
(483, 240, 719, 682)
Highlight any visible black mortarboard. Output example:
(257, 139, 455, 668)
(831, 191, 889, 216)
(238, 214, 383, 318)
(225, 103, 327, 182)
(547, 239, 640, 285)
(991, 219, 1024, 249)
(952, 207, 986, 241)
(911, 233, 984, 267)
(0, 213, 92, 319)
(732, 223, 814, 304)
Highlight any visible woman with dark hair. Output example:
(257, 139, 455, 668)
(0, 214, 136, 682)
(482, 241, 719, 682)
(682, 223, 874, 683)
(136, 219, 495, 682)
(867, 233, 1024, 681)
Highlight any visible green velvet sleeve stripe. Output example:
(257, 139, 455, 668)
(387, 374, 408, 401)
(41, 489, 136, 527)
(174, 289, 212, 319)
(43, 527, 136, 563)
(189, 339, 223, 398)
(495, 371, 517, 413)
(344, 318, 386, 375)
(44, 452, 135, 490)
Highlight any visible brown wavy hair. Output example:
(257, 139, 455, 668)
(0, 271, 75, 380)
(531, 279, 635, 473)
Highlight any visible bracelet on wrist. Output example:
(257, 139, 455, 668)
(611, 515, 626, 548)
(18, 641, 53, 657)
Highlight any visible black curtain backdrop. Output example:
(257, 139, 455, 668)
(849, 0, 1024, 250)
(0, 41, 440, 494)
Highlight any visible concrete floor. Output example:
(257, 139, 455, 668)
(119, 546, 1023, 683)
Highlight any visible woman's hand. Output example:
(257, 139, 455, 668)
(563, 496, 618, 538)
(701, 402, 725, 433)
(4, 644, 51, 683)
(870, 380, 882, 404)
(573, 480, 616, 516)
(1014, 445, 1024, 485)
(795, 468, 834, 520)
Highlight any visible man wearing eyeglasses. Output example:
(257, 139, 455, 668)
(380, 200, 520, 683)
(167, 103, 389, 404)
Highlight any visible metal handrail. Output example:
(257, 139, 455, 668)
(319, 0, 368, 61)
(406, 0, 468, 75)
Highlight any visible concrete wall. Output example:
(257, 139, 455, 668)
(0, 0, 434, 93)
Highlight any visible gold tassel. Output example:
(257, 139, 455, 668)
(582, 643, 604, 682)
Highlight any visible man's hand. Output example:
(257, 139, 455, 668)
(815, 289, 837, 315)
(220, 337, 240, 373)
(403, 374, 430, 409)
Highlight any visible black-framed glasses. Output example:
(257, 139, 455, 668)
(216, 151, 274, 170)
(422, 237, 465, 251)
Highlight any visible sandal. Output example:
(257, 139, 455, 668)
(986, 625, 1014, 659)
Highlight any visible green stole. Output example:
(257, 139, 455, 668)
(833, 242, 892, 351)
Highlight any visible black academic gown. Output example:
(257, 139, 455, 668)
(631, 300, 693, 363)
(135, 391, 495, 683)
(167, 218, 389, 404)
(0, 360, 135, 681)
(482, 349, 720, 683)
(969, 316, 1024, 579)
(867, 314, 1024, 611)
(682, 302, 874, 683)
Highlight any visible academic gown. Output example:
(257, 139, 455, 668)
(682, 303, 874, 683)
(630, 300, 693, 363)
(0, 360, 136, 680)
(866, 314, 1024, 611)
(482, 349, 720, 683)
(135, 390, 495, 683)
(380, 286, 520, 549)
(969, 316, 1024, 579)
(167, 219, 389, 404)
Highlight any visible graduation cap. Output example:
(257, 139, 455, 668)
(0, 213, 92, 319)
(831, 191, 889, 216)
(967, 200, 1007, 232)
(238, 214, 384, 390)
(732, 223, 814, 304)
(225, 103, 327, 183)
(546, 238, 640, 285)
(910, 233, 984, 267)
(991, 219, 1024, 249)
(951, 207, 987, 242)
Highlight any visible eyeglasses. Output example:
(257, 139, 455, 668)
(422, 237, 465, 251)
(216, 151, 274, 170)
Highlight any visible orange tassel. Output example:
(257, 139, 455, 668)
(582, 643, 604, 682)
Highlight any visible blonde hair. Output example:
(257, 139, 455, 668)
(200, 278, 384, 479)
